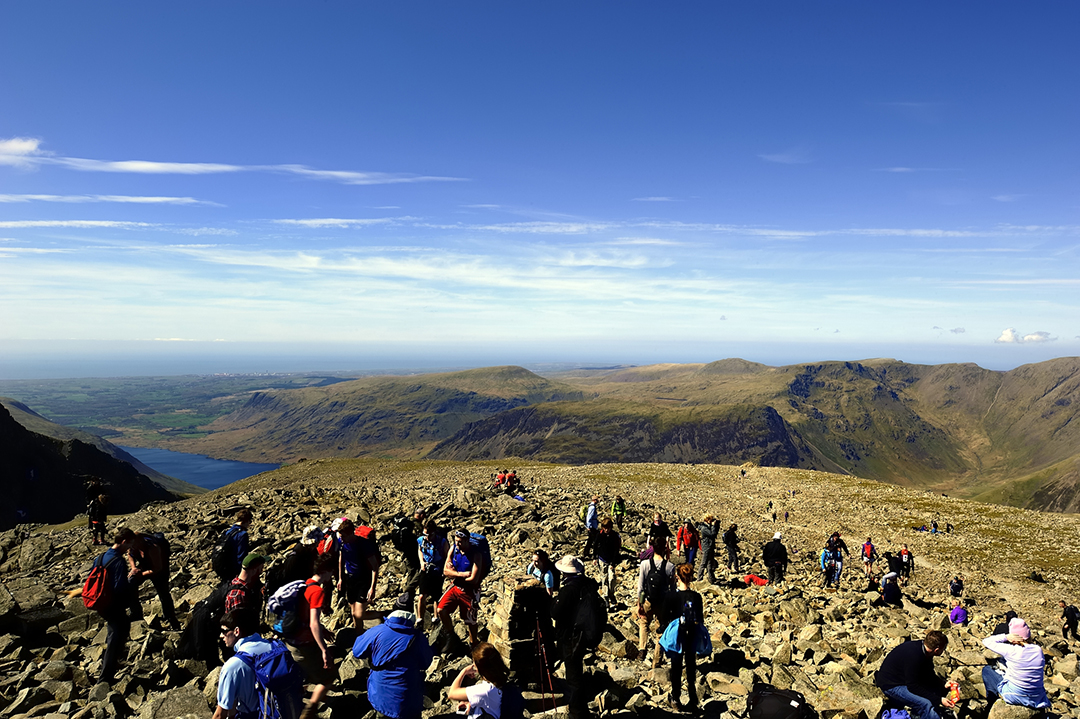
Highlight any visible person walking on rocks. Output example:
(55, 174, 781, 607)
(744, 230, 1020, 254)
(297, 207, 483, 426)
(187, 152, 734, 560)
(981, 618, 1051, 710)
(899, 543, 914, 585)
(337, 517, 381, 633)
(827, 532, 849, 586)
(215, 509, 253, 582)
(596, 517, 622, 604)
(874, 630, 955, 719)
(94, 528, 139, 685)
(215, 607, 303, 719)
(696, 515, 720, 585)
(552, 555, 601, 719)
(722, 523, 740, 573)
(861, 537, 877, 579)
(287, 553, 338, 719)
(762, 532, 788, 584)
(582, 496, 600, 559)
(646, 512, 673, 558)
(1061, 600, 1080, 642)
(352, 608, 434, 719)
(225, 554, 268, 614)
(416, 520, 448, 627)
(438, 529, 486, 648)
(662, 562, 704, 713)
(676, 519, 700, 569)
(130, 529, 181, 630)
(820, 542, 840, 589)
(88, 493, 109, 545)
(637, 539, 676, 668)
(611, 495, 627, 531)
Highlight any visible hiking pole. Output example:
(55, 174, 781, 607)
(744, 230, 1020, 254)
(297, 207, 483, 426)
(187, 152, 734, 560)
(535, 618, 551, 713)
(536, 619, 557, 711)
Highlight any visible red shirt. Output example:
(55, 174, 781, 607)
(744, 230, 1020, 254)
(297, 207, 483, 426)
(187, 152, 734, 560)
(292, 579, 327, 645)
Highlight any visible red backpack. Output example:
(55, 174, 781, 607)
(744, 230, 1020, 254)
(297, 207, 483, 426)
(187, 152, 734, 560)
(82, 554, 115, 612)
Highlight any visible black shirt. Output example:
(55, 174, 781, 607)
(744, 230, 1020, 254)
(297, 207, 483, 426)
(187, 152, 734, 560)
(875, 640, 945, 697)
(661, 589, 704, 628)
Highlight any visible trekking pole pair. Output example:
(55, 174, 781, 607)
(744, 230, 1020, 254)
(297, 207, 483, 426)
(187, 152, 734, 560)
(535, 618, 557, 713)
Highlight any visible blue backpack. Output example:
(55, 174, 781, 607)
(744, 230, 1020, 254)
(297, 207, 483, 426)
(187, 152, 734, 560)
(451, 533, 494, 579)
(233, 640, 304, 719)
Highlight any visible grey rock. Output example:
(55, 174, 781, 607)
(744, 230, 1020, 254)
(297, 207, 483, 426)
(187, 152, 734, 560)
(136, 685, 212, 719)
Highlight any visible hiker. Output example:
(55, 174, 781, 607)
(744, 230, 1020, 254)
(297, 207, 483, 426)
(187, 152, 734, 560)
(661, 562, 705, 713)
(506, 470, 519, 493)
(981, 618, 1051, 710)
(416, 520, 448, 627)
(552, 555, 601, 719)
(762, 532, 788, 584)
(1060, 600, 1080, 642)
(214, 608, 303, 719)
(284, 553, 338, 719)
(88, 493, 109, 545)
(696, 515, 720, 585)
(337, 517, 381, 632)
(438, 529, 486, 648)
(949, 575, 964, 598)
(611, 495, 627, 531)
(352, 608, 434, 719)
(784, 510, 789, 523)
(582, 496, 600, 558)
(884, 551, 903, 577)
(276, 526, 324, 592)
(820, 543, 839, 588)
(722, 524, 740, 573)
(93, 528, 139, 684)
(525, 548, 557, 596)
(637, 538, 676, 668)
(949, 599, 968, 626)
(676, 519, 700, 569)
(861, 537, 877, 578)
(993, 610, 1019, 636)
(596, 517, 622, 604)
(827, 532, 849, 586)
(879, 573, 903, 607)
(130, 530, 181, 630)
(391, 511, 422, 595)
(874, 630, 955, 719)
(214, 510, 253, 582)
(448, 643, 517, 719)
(646, 512, 672, 557)
(899, 543, 914, 584)
(225, 554, 268, 614)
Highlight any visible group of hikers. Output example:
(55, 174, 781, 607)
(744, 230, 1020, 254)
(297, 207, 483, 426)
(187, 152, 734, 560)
(78, 482, 1079, 719)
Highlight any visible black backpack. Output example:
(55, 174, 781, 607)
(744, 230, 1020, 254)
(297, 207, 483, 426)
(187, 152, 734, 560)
(573, 580, 608, 650)
(175, 580, 233, 663)
(746, 683, 817, 719)
(390, 516, 419, 567)
(212, 526, 242, 581)
(642, 556, 670, 608)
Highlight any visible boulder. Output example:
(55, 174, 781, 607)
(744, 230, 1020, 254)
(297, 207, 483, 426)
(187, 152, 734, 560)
(136, 685, 212, 719)
(987, 701, 1048, 719)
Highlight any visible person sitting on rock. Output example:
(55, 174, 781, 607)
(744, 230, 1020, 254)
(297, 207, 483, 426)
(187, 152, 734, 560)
(352, 608, 434, 719)
(874, 629, 956, 719)
(981, 618, 1051, 710)
(762, 532, 788, 584)
(697, 515, 721, 585)
(949, 599, 968, 626)
(526, 548, 557, 597)
(337, 517, 381, 633)
(416, 520, 448, 628)
(949, 575, 964, 598)
(437, 529, 486, 648)
(878, 572, 903, 607)
(130, 530, 181, 631)
(1060, 600, 1080, 642)
(215, 607, 303, 719)
(447, 642, 514, 719)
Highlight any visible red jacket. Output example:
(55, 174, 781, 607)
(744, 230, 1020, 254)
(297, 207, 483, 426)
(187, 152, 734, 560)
(676, 527, 700, 552)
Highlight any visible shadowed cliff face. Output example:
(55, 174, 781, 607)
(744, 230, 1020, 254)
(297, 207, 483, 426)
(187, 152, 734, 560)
(428, 402, 833, 469)
(0, 403, 178, 530)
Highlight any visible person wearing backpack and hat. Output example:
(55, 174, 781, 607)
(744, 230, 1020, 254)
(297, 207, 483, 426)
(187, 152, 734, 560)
(95, 527, 139, 685)
(352, 608, 434, 719)
(215, 607, 303, 719)
(552, 555, 602, 719)
(762, 532, 788, 584)
(637, 538, 676, 669)
(226, 554, 268, 615)
(981, 618, 1050, 710)
(661, 562, 705, 713)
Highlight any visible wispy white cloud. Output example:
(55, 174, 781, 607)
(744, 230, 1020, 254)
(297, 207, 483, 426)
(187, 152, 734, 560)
(268, 164, 464, 185)
(0, 220, 155, 229)
(874, 167, 960, 173)
(608, 237, 684, 246)
(950, 327, 965, 334)
(0, 137, 47, 168)
(632, 196, 677, 202)
(758, 147, 813, 164)
(54, 157, 242, 175)
(273, 218, 398, 228)
(0, 193, 214, 205)
(991, 194, 1025, 203)
(462, 204, 502, 209)
(995, 328, 1057, 344)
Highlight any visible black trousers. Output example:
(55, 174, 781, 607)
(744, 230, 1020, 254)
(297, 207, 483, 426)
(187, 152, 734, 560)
(560, 640, 588, 719)
(668, 627, 698, 705)
(150, 568, 179, 627)
(100, 598, 137, 682)
(768, 564, 785, 583)
(726, 546, 739, 571)
(1065, 620, 1079, 641)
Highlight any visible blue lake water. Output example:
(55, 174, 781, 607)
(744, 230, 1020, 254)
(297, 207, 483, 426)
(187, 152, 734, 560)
(119, 446, 280, 490)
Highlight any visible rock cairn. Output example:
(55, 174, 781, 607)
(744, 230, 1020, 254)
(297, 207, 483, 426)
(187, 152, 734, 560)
(0, 457, 1078, 718)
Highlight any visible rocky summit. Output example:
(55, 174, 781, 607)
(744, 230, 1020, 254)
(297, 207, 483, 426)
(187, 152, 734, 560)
(1, 458, 1078, 719)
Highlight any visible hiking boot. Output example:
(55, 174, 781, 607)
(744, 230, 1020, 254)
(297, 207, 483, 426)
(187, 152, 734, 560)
(298, 703, 320, 719)
(667, 697, 684, 713)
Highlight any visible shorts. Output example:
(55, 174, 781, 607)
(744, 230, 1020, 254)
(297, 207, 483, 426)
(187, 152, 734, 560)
(418, 569, 444, 598)
(287, 641, 339, 686)
(437, 584, 481, 626)
(344, 571, 373, 604)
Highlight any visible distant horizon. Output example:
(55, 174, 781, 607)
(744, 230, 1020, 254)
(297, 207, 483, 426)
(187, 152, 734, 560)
(0, 339, 1075, 381)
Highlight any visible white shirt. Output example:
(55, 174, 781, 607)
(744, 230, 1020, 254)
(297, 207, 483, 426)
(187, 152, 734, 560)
(465, 681, 502, 719)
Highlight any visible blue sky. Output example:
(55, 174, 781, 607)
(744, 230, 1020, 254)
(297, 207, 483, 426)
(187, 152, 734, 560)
(1, 3, 1078, 378)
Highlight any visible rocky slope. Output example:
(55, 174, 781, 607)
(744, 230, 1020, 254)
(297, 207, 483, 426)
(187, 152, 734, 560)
(0, 458, 1078, 718)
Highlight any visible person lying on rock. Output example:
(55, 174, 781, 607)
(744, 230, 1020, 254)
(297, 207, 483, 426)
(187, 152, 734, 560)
(874, 629, 956, 719)
(981, 618, 1051, 710)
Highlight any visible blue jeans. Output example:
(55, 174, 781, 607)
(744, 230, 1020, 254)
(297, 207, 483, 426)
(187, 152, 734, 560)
(882, 685, 942, 719)
(982, 665, 1050, 709)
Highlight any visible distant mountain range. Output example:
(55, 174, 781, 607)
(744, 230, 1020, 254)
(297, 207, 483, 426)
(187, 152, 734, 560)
(136, 357, 1080, 512)
(0, 398, 205, 529)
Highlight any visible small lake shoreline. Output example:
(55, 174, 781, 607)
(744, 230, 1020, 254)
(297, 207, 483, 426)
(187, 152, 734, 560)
(120, 446, 280, 491)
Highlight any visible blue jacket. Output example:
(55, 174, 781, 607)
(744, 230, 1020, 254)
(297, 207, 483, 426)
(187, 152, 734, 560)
(101, 548, 131, 595)
(585, 502, 599, 530)
(353, 615, 434, 719)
